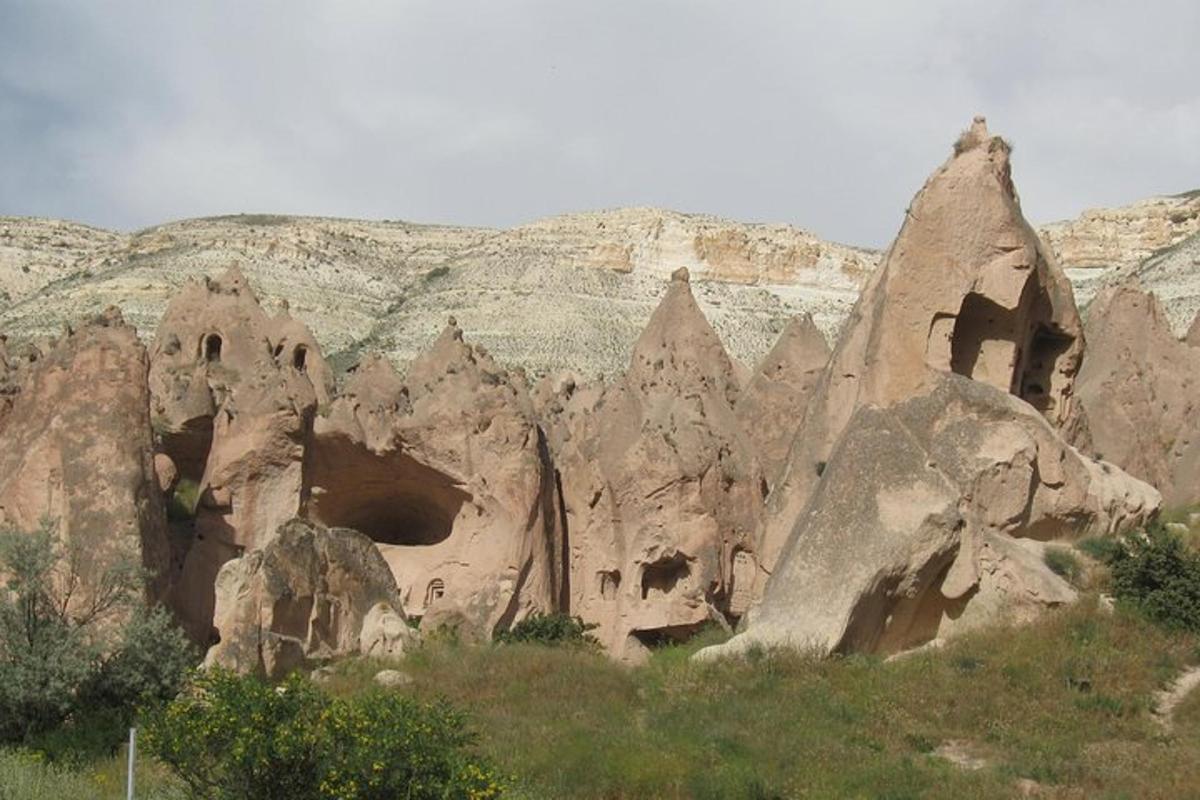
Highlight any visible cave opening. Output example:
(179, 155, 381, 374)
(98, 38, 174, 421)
(949, 293, 1019, 389)
(307, 439, 469, 548)
(1018, 325, 1073, 417)
(203, 333, 223, 363)
(292, 345, 308, 373)
(641, 554, 690, 600)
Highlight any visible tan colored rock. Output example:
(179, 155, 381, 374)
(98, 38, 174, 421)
(1077, 284, 1200, 505)
(153, 453, 178, 494)
(307, 323, 564, 642)
(0, 309, 170, 605)
(734, 314, 829, 486)
(1040, 191, 1200, 272)
(698, 376, 1157, 660)
(205, 518, 418, 679)
(759, 117, 1089, 580)
(554, 268, 766, 661)
(698, 119, 1158, 661)
(151, 266, 329, 640)
(1188, 311, 1200, 348)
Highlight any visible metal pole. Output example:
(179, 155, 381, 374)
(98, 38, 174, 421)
(127, 727, 137, 800)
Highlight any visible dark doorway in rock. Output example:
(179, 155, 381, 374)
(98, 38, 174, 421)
(292, 345, 308, 373)
(203, 333, 223, 363)
(425, 578, 445, 607)
(641, 554, 690, 600)
(1019, 325, 1073, 416)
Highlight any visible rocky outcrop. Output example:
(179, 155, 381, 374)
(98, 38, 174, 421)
(1188, 311, 1200, 348)
(734, 314, 829, 486)
(1041, 191, 1200, 272)
(552, 268, 765, 662)
(698, 119, 1157, 661)
(1102, 231, 1200, 337)
(150, 267, 332, 641)
(307, 323, 564, 641)
(757, 118, 1090, 580)
(0, 309, 170, 605)
(698, 376, 1157, 659)
(1077, 284, 1200, 506)
(205, 518, 418, 679)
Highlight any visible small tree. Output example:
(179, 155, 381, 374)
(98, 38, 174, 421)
(1107, 522, 1200, 632)
(0, 519, 197, 748)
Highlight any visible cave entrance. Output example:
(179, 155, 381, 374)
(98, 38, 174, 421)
(641, 554, 690, 600)
(292, 345, 308, 373)
(1018, 326, 1073, 417)
(203, 333, 223, 363)
(306, 437, 469, 548)
(949, 293, 1019, 390)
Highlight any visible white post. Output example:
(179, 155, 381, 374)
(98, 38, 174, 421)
(127, 727, 137, 800)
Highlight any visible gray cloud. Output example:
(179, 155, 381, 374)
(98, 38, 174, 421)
(1, 0, 1196, 247)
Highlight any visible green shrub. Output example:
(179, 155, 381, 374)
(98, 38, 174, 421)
(143, 669, 503, 800)
(1107, 523, 1200, 632)
(165, 479, 200, 522)
(1076, 536, 1122, 563)
(494, 612, 598, 647)
(1044, 546, 1082, 583)
(0, 521, 197, 750)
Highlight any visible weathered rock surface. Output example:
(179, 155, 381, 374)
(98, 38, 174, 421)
(699, 119, 1158, 661)
(1188, 311, 1200, 348)
(550, 267, 765, 661)
(758, 118, 1090, 580)
(205, 518, 418, 679)
(1077, 284, 1200, 505)
(1041, 191, 1200, 272)
(699, 376, 1156, 660)
(0, 309, 170, 605)
(308, 322, 564, 641)
(734, 314, 829, 486)
(150, 267, 332, 640)
(1096, 231, 1200, 337)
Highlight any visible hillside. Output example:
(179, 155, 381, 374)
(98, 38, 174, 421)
(0, 210, 875, 378)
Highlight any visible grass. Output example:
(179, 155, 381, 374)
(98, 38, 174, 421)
(0, 749, 184, 800)
(315, 600, 1200, 799)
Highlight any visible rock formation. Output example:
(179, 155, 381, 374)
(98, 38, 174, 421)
(308, 324, 564, 641)
(1040, 191, 1200, 272)
(1189, 311, 1200, 348)
(1077, 284, 1200, 506)
(698, 118, 1158, 661)
(551, 268, 766, 662)
(0, 309, 170, 606)
(150, 267, 332, 640)
(757, 117, 1091, 581)
(733, 314, 829, 487)
(205, 518, 418, 679)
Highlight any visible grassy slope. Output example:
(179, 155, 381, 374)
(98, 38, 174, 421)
(320, 597, 1200, 800)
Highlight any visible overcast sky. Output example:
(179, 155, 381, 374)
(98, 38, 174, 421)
(1, 1, 1196, 248)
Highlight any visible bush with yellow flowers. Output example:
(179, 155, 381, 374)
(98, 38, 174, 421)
(143, 669, 503, 800)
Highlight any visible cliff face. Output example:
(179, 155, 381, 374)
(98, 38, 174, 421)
(0, 210, 876, 380)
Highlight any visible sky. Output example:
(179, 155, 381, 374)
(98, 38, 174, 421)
(1, 1, 1197, 248)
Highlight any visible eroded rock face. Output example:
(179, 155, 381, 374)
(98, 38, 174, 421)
(698, 119, 1158, 661)
(308, 324, 563, 642)
(699, 376, 1157, 659)
(150, 267, 331, 640)
(1077, 284, 1200, 506)
(205, 518, 418, 679)
(554, 268, 765, 661)
(1188, 311, 1200, 348)
(734, 314, 829, 487)
(758, 117, 1089, 580)
(0, 309, 170, 605)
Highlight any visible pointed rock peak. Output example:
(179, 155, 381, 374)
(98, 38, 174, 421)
(671, 266, 690, 283)
(209, 264, 252, 295)
(342, 353, 404, 398)
(627, 266, 737, 404)
(952, 115, 1004, 156)
(757, 314, 830, 377)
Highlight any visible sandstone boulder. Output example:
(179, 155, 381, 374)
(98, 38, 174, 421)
(1077, 284, 1200, 505)
(307, 323, 564, 641)
(554, 267, 766, 661)
(698, 376, 1157, 659)
(0, 309, 170, 605)
(205, 518, 418, 679)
